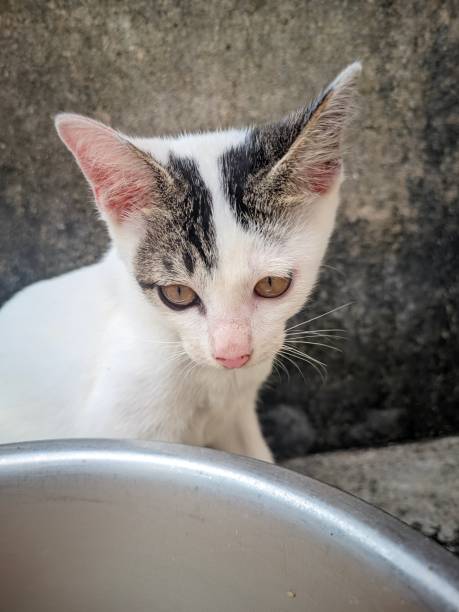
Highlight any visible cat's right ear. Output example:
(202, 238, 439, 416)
(55, 114, 172, 224)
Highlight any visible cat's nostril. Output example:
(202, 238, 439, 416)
(215, 354, 251, 369)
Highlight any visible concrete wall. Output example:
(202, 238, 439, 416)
(1, 1, 457, 458)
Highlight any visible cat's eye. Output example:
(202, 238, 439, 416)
(158, 284, 199, 310)
(254, 276, 291, 298)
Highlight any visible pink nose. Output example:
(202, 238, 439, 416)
(215, 354, 251, 369)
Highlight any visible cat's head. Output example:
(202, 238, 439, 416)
(55, 62, 360, 370)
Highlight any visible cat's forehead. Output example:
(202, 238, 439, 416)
(131, 128, 249, 171)
(133, 126, 296, 286)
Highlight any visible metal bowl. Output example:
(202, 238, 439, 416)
(0, 440, 458, 612)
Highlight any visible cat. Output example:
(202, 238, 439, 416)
(0, 62, 361, 461)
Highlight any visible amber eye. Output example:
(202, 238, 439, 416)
(254, 276, 291, 298)
(158, 284, 199, 310)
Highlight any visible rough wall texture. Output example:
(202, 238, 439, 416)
(0, 1, 458, 458)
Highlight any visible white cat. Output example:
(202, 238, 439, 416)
(0, 63, 361, 461)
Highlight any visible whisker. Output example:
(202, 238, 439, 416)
(277, 351, 306, 383)
(286, 328, 346, 335)
(282, 345, 328, 369)
(285, 355, 326, 384)
(286, 332, 347, 341)
(280, 346, 328, 384)
(321, 263, 341, 273)
(181, 359, 199, 383)
(160, 349, 189, 362)
(273, 355, 289, 382)
(270, 360, 281, 383)
(284, 340, 342, 353)
(285, 302, 353, 332)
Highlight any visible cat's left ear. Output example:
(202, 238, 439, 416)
(268, 62, 361, 201)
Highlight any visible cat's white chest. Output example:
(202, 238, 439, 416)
(184, 366, 267, 446)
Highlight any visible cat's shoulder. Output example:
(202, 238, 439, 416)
(0, 254, 113, 324)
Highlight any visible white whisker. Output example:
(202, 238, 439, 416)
(282, 345, 327, 368)
(270, 360, 281, 382)
(280, 346, 328, 384)
(285, 302, 353, 332)
(286, 332, 346, 341)
(286, 328, 346, 335)
(284, 340, 342, 353)
(273, 355, 289, 381)
(277, 351, 306, 383)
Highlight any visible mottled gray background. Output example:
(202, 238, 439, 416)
(1, 1, 458, 460)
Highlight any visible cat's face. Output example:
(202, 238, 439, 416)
(56, 63, 360, 370)
(130, 139, 343, 369)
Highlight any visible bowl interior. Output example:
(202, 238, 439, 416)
(0, 440, 458, 612)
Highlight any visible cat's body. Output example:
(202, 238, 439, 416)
(0, 64, 360, 460)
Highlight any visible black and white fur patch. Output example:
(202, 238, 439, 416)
(135, 154, 216, 286)
(219, 87, 332, 230)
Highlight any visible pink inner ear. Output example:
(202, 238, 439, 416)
(56, 114, 153, 222)
(307, 160, 341, 195)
